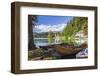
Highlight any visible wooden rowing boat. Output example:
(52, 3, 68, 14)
(54, 45, 83, 55)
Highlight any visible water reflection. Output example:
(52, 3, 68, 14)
(34, 38, 58, 48)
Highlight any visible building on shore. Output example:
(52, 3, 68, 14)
(74, 30, 88, 45)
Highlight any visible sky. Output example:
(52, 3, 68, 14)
(36, 15, 73, 25)
(32, 15, 73, 33)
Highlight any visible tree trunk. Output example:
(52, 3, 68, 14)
(28, 15, 36, 50)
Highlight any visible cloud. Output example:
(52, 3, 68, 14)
(33, 24, 67, 33)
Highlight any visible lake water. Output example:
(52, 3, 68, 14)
(34, 38, 56, 48)
(34, 37, 86, 48)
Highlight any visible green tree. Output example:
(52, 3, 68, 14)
(62, 17, 88, 44)
(48, 31, 53, 44)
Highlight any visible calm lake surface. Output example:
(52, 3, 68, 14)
(34, 38, 56, 47)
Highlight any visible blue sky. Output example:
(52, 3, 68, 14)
(35, 15, 73, 25)
(32, 15, 73, 33)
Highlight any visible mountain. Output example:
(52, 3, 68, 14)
(33, 24, 67, 33)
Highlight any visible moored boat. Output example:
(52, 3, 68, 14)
(54, 43, 87, 55)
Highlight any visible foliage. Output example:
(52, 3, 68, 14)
(48, 31, 53, 43)
(62, 17, 88, 44)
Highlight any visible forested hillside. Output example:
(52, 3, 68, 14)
(61, 17, 88, 44)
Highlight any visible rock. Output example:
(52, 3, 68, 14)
(76, 48, 88, 58)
